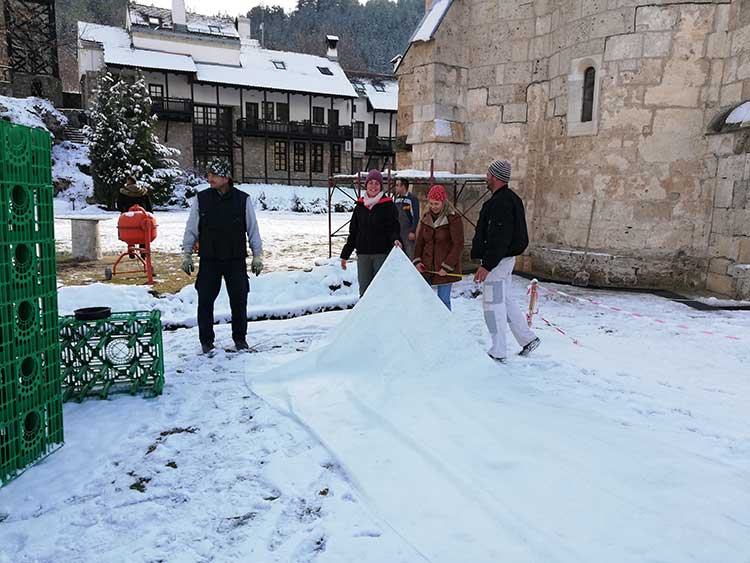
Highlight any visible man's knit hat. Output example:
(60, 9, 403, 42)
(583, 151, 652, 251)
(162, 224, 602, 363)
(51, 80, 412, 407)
(365, 169, 383, 185)
(428, 184, 447, 201)
(488, 159, 511, 183)
(207, 157, 233, 178)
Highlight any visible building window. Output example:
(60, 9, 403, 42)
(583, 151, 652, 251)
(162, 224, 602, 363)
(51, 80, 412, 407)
(373, 82, 385, 92)
(208, 25, 221, 34)
(368, 123, 379, 138)
(353, 121, 365, 139)
(294, 142, 306, 172)
(581, 67, 595, 123)
(148, 84, 164, 100)
(317, 66, 333, 76)
(263, 102, 275, 121)
(312, 106, 325, 124)
(328, 109, 339, 127)
(148, 16, 161, 26)
(331, 144, 342, 174)
(352, 157, 363, 173)
(245, 102, 259, 122)
(194, 105, 218, 125)
(274, 141, 288, 171)
(272, 60, 286, 70)
(276, 103, 289, 122)
(312, 143, 324, 173)
(353, 82, 366, 94)
(353, 103, 357, 113)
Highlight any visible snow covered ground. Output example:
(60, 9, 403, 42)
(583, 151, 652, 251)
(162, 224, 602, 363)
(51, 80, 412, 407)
(1, 251, 748, 562)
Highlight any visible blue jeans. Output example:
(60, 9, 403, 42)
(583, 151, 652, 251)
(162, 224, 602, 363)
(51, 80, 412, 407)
(436, 283, 452, 310)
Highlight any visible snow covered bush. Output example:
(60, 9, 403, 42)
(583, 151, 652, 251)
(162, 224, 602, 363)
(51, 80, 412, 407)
(86, 72, 180, 209)
(52, 141, 93, 204)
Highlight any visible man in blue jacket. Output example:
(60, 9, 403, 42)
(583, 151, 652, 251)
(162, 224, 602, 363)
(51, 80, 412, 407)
(472, 159, 540, 362)
(393, 178, 420, 259)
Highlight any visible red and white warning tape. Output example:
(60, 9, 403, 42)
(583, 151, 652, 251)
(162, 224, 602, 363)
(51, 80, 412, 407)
(535, 284, 743, 342)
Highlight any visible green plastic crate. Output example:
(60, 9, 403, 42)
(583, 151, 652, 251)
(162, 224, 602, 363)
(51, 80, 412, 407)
(0, 240, 57, 304)
(0, 120, 52, 187)
(0, 397, 63, 485)
(59, 311, 165, 402)
(0, 290, 59, 363)
(0, 182, 55, 244)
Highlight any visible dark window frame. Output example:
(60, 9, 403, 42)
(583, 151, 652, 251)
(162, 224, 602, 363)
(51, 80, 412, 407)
(274, 140, 288, 171)
(312, 143, 324, 173)
(148, 84, 164, 100)
(317, 66, 333, 76)
(581, 66, 596, 123)
(368, 123, 379, 138)
(331, 144, 342, 174)
(373, 82, 385, 92)
(272, 60, 286, 70)
(245, 102, 259, 122)
(263, 101, 275, 121)
(353, 121, 365, 139)
(312, 106, 325, 124)
(294, 142, 306, 172)
(276, 102, 290, 122)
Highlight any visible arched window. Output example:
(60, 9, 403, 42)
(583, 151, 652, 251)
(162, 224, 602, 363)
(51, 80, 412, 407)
(581, 67, 595, 123)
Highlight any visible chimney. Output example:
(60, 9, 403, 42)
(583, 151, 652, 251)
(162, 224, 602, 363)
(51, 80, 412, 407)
(237, 16, 253, 45)
(326, 35, 339, 61)
(172, 0, 187, 31)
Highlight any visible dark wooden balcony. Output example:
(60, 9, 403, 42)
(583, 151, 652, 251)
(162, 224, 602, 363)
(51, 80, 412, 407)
(236, 118, 352, 141)
(151, 97, 193, 122)
(366, 136, 395, 155)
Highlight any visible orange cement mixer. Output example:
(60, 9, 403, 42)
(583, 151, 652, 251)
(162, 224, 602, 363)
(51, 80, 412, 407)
(105, 205, 158, 284)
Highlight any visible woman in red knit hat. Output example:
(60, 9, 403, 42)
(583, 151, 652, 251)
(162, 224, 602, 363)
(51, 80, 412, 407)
(413, 185, 464, 310)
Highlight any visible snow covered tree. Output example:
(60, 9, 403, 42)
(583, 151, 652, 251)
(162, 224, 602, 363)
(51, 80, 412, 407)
(86, 71, 180, 209)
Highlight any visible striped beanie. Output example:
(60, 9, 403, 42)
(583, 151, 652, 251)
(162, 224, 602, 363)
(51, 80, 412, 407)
(488, 159, 511, 183)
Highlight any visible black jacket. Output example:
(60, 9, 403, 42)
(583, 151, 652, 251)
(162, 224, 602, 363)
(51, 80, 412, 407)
(117, 192, 152, 213)
(197, 187, 249, 261)
(340, 196, 401, 259)
(471, 186, 529, 271)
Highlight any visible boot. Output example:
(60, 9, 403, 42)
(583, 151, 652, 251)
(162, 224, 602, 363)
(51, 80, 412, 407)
(201, 342, 215, 354)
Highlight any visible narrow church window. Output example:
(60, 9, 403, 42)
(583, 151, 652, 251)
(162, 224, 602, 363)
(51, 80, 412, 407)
(581, 67, 595, 123)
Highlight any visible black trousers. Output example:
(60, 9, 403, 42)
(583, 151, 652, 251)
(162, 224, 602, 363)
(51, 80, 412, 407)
(196, 258, 249, 345)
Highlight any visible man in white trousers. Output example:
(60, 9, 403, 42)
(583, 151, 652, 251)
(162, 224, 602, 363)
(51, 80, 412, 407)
(471, 159, 541, 362)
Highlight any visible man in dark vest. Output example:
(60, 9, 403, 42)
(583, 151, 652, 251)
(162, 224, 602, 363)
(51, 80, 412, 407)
(471, 159, 540, 362)
(181, 158, 263, 354)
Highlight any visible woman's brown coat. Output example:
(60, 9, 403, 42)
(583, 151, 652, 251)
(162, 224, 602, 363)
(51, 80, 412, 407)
(413, 209, 464, 286)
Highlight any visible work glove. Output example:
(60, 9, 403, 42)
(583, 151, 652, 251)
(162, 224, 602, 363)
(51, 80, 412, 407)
(181, 252, 194, 275)
(251, 255, 263, 276)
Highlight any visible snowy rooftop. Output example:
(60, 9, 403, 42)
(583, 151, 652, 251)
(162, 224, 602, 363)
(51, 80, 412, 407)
(410, 0, 453, 43)
(363, 79, 398, 112)
(128, 3, 239, 38)
(78, 21, 356, 97)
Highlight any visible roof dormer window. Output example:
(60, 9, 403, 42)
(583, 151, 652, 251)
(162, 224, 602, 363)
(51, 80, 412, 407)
(317, 66, 333, 76)
(272, 61, 286, 70)
(373, 82, 385, 92)
(208, 25, 221, 34)
(354, 82, 366, 94)
(148, 16, 161, 26)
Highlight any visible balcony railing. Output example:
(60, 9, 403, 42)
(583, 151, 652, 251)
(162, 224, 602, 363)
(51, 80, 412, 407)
(236, 118, 352, 141)
(366, 136, 395, 155)
(151, 97, 193, 122)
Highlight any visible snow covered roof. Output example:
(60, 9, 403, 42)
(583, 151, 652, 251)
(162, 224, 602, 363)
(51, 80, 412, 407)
(78, 22, 131, 49)
(410, 0, 453, 43)
(363, 80, 398, 112)
(197, 48, 357, 97)
(725, 101, 750, 126)
(129, 3, 239, 38)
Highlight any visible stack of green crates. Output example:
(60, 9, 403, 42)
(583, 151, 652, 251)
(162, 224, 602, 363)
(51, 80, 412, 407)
(0, 120, 63, 486)
(59, 310, 165, 401)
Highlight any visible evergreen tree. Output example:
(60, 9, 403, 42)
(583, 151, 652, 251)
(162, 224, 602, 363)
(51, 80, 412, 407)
(86, 71, 180, 209)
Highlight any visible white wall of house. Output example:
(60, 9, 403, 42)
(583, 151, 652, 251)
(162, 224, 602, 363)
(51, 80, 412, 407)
(143, 71, 191, 99)
(78, 43, 105, 76)
(132, 32, 239, 66)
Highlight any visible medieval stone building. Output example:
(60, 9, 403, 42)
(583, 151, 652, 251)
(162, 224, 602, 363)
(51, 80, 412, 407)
(397, 0, 750, 299)
(0, 0, 61, 104)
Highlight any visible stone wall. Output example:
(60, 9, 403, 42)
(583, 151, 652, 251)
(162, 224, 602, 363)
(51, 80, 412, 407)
(398, 0, 750, 297)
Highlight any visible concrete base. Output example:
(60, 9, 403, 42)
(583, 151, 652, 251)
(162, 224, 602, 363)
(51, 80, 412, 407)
(71, 219, 103, 261)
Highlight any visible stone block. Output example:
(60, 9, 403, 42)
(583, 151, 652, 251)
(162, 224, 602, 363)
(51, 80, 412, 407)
(706, 32, 730, 59)
(469, 65, 495, 89)
(715, 179, 735, 208)
(739, 238, 750, 263)
(504, 62, 532, 84)
(706, 272, 735, 296)
(509, 19, 535, 40)
(643, 32, 672, 58)
(620, 59, 664, 85)
(715, 3, 730, 33)
(502, 103, 528, 123)
(591, 9, 633, 39)
(718, 154, 746, 181)
(467, 88, 488, 112)
(604, 33, 643, 61)
(511, 40, 530, 62)
(635, 6, 678, 32)
(582, 0, 608, 18)
(536, 14, 552, 35)
(640, 109, 704, 164)
(487, 84, 527, 105)
(709, 257, 731, 275)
